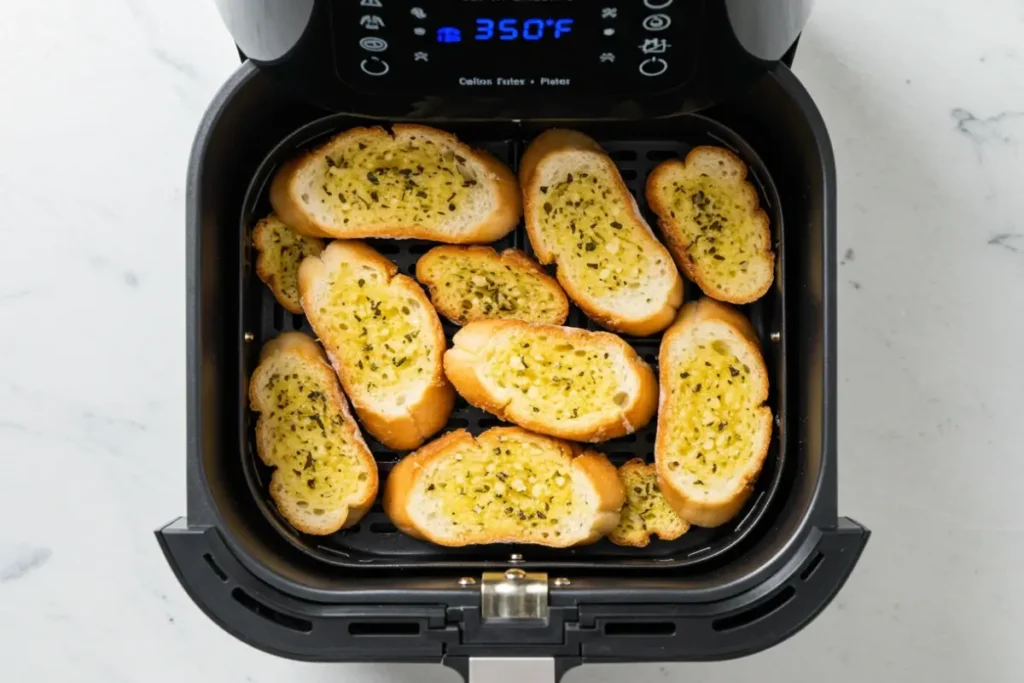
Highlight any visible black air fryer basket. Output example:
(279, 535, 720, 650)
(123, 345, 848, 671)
(159, 4, 868, 678)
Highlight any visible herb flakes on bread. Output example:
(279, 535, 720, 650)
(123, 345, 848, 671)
(270, 124, 521, 243)
(252, 213, 324, 313)
(444, 319, 657, 442)
(655, 298, 772, 528)
(646, 146, 775, 304)
(416, 245, 569, 326)
(298, 240, 455, 450)
(383, 427, 624, 547)
(520, 129, 683, 336)
(610, 459, 689, 547)
(248, 332, 378, 535)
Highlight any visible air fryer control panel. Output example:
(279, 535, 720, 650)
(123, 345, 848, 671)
(334, 0, 702, 95)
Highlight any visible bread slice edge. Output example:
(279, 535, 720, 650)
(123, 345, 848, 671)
(655, 298, 772, 528)
(270, 124, 522, 243)
(248, 331, 378, 534)
(383, 427, 624, 547)
(298, 240, 455, 450)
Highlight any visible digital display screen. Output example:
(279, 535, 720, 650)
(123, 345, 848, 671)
(435, 18, 575, 43)
(334, 0, 699, 95)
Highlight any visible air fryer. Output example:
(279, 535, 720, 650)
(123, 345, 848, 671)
(158, 2, 868, 681)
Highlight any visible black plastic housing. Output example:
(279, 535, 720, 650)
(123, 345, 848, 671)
(214, 0, 815, 117)
(160, 58, 868, 680)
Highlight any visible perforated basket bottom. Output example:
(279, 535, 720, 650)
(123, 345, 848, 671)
(241, 118, 785, 570)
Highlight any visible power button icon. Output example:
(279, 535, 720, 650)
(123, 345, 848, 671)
(638, 57, 668, 77)
(360, 56, 390, 76)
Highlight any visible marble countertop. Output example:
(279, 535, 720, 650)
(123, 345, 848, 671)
(2, 0, 1022, 681)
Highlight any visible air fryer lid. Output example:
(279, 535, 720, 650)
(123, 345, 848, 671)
(214, 0, 813, 117)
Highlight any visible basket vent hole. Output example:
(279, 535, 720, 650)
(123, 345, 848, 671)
(644, 431, 657, 443)
(646, 149, 678, 161)
(643, 353, 657, 364)
(203, 553, 228, 583)
(608, 149, 638, 161)
(408, 242, 433, 255)
(349, 621, 421, 636)
(800, 552, 825, 581)
(231, 588, 313, 633)
(711, 585, 795, 632)
(291, 313, 305, 330)
(478, 417, 505, 428)
(273, 305, 285, 331)
(370, 522, 399, 534)
(620, 169, 638, 181)
(604, 621, 676, 637)
(449, 417, 470, 428)
(371, 241, 401, 255)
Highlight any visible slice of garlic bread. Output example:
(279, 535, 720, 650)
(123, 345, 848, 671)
(655, 299, 772, 528)
(383, 427, 624, 547)
(298, 240, 455, 450)
(646, 146, 775, 304)
(520, 129, 683, 336)
(252, 214, 324, 313)
(609, 459, 689, 547)
(444, 320, 657, 442)
(415, 246, 569, 326)
(248, 332, 378, 535)
(270, 124, 521, 243)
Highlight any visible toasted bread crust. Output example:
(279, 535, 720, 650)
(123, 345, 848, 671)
(519, 129, 683, 336)
(383, 427, 624, 547)
(270, 124, 521, 243)
(298, 240, 455, 450)
(249, 332, 378, 534)
(646, 146, 774, 304)
(416, 245, 569, 326)
(655, 299, 772, 528)
(443, 319, 658, 442)
(252, 214, 325, 313)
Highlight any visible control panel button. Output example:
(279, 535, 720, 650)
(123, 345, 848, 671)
(642, 14, 671, 31)
(410, 7, 427, 19)
(359, 36, 388, 52)
(639, 37, 670, 54)
(600, 52, 617, 63)
(436, 26, 462, 42)
(360, 0, 382, 6)
(360, 14, 385, 30)
(601, 7, 618, 19)
(638, 56, 668, 77)
(644, 0, 674, 8)
(360, 56, 390, 76)
(414, 51, 430, 62)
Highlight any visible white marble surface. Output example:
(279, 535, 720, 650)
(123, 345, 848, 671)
(1, 0, 1022, 680)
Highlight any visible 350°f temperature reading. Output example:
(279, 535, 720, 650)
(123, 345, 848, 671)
(435, 18, 574, 43)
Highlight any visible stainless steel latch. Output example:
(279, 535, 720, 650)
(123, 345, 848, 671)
(480, 568, 548, 619)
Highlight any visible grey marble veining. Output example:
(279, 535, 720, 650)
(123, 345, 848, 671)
(0, 0, 1022, 681)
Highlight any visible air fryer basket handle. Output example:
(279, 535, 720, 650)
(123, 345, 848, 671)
(468, 658, 555, 683)
(157, 518, 868, 681)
